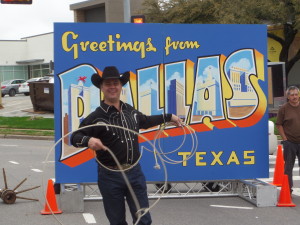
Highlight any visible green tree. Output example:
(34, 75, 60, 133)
(142, 0, 219, 24)
(142, 0, 300, 84)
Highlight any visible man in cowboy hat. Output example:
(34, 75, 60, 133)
(71, 66, 182, 225)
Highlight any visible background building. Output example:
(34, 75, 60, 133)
(0, 33, 53, 82)
(0, 0, 145, 83)
(70, 0, 144, 23)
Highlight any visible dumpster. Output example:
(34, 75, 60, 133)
(29, 81, 54, 112)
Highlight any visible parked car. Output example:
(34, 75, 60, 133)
(1, 79, 26, 97)
(19, 77, 44, 96)
(41, 74, 54, 83)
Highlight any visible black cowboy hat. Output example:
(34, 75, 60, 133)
(91, 66, 130, 88)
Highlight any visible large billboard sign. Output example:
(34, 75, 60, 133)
(54, 23, 268, 183)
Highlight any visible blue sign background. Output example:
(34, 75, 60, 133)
(54, 23, 268, 183)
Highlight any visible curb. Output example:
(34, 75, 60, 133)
(0, 134, 54, 141)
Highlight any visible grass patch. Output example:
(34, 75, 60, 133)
(0, 116, 54, 130)
(269, 117, 278, 135)
(0, 116, 54, 136)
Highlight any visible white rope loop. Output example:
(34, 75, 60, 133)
(143, 122, 198, 165)
(43, 122, 198, 225)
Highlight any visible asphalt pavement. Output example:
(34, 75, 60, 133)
(1, 138, 300, 225)
(0, 94, 54, 118)
(1, 95, 300, 225)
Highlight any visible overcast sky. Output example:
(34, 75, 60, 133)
(0, 0, 83, 40)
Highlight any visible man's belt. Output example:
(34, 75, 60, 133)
(106, 163, 132, 170)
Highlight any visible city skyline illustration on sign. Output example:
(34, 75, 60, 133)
(57, 48, 265, 166)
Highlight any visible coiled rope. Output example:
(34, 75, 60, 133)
(42, 121, 198, 225)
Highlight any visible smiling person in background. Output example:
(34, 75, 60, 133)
(276, 86, 300, 194)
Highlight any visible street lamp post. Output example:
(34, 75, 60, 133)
(123, 0, 131, 23)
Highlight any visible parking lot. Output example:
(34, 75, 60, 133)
(0, 94, 54, 118)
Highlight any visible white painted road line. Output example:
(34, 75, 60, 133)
(9, 161, 19, 164)
(292, 188, 300, 196)
(1, 144, 19, 147)
(42, 161, 55, 163)
(31, 169, 43, 173)
(83, 213, 97, 224)
(210, 205, 253, 210)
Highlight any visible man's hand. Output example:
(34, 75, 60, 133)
(170, 114, 182, 127)
(88, 137, 108, 151)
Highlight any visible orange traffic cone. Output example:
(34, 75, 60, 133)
(40, 179, 62, 215)
(277, 174, 296, 207)
(270, 145, 284, 186)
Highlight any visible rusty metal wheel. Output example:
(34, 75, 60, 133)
(1, 189, 17, 204)
(0, 168, 40, 204)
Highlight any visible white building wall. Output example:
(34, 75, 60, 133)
(25, 33, 53, 63)
(0, 32, 53, 65)
(0, 40, 27, 65)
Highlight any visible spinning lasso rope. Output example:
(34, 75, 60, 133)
(143, 122, 198, 166)
(42, 121, 198, 225)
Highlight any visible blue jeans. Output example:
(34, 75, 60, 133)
(283, 140, 300, 189)
(98, 164, 152, 225)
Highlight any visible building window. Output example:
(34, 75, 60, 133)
(0, 65, 28, 82)
(0, 63, 51, 82)
(29, 63, 51, 78)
